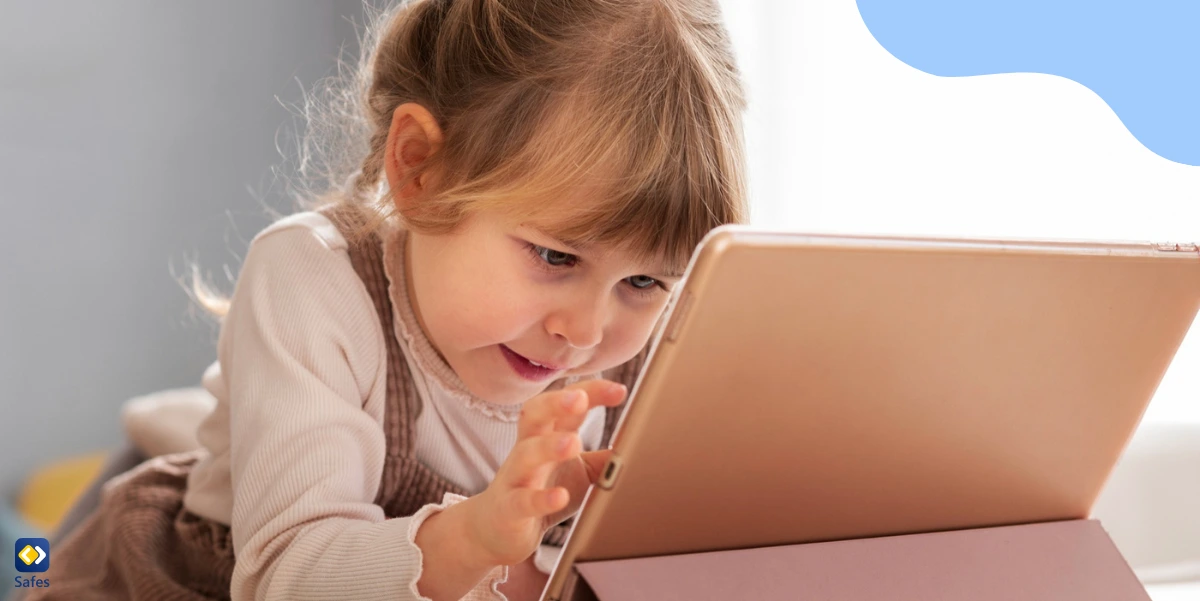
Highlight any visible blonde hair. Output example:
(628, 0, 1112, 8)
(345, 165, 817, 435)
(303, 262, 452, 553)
(196, 0, 747, 317)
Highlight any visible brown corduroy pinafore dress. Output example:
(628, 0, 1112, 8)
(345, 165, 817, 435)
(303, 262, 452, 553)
(27, 205, 642, 600)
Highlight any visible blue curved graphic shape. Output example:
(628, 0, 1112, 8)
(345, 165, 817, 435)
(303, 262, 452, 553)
(856, 1, 1200, 166)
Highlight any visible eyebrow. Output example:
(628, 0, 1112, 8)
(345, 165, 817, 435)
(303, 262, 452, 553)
(540, 231, 590, 253)
(528, 226, 685, 279)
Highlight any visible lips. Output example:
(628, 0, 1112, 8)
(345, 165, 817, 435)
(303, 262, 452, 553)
(500, 345, 565, 381)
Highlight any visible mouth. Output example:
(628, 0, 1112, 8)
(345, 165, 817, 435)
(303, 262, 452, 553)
(499, 344, 566, 381)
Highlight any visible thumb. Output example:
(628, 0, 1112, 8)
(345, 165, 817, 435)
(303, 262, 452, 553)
(580, 450, 613, 484)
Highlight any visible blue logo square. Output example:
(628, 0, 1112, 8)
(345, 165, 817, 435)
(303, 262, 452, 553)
(14, 538, 50, 573)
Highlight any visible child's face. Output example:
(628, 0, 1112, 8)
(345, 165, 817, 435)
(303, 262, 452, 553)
(405, 208, 680, 405)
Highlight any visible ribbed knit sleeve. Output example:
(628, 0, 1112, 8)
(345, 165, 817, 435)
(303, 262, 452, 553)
(217, 215, 506, 601)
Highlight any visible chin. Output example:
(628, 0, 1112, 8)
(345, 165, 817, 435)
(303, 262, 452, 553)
(459, 370, 539, 405)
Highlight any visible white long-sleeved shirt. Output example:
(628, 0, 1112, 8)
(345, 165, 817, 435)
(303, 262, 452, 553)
(181, 211, 607, 600)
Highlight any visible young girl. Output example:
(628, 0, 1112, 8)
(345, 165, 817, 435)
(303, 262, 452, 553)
(32, 0, 746, 599)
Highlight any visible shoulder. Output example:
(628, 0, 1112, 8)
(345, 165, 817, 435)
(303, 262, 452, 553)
(236, 210, 362, 300)
(250, 210, 350, 255)
(232, 208, 375, 331)
(223, 210, 387, 401)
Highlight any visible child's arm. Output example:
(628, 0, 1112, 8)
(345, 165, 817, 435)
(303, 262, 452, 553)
(217, 221, 507, 601)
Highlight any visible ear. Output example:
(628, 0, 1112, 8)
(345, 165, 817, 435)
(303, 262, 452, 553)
(383, 102, 444, 214)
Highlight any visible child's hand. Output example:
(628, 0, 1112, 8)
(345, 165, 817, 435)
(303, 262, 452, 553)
(465, 379, 627, 567)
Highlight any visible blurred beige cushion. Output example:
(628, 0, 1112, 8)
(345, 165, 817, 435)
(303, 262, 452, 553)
(120, 387, 216, 457)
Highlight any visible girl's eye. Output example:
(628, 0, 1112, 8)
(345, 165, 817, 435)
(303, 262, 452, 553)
(532, 245, 577, 267)
(626, 275, 659, 290)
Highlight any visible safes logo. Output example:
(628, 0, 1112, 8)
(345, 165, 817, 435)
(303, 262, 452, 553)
(13, 538, 50, 590)
(14, 538, 49, 573)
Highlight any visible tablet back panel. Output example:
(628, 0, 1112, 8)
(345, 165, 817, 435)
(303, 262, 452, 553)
(545, 230, 1200, 599)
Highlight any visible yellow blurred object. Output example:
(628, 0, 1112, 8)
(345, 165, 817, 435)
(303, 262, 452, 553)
(16, 452, 108, 533)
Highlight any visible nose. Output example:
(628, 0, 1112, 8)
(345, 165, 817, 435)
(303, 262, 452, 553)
(545, 292, 609, 350)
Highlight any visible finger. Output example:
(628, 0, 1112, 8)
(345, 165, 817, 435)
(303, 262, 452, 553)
(575, 379, 628, 410)
(553, 380, 628, 433)
(503, 486, 570, 521)
(517, 389, 587, 442)
(499, 433, 581, 488)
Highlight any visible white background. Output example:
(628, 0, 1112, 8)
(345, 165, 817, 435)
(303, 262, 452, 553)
(719, 0, 1199, 423)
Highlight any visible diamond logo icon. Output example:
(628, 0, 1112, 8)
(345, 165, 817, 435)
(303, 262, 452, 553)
(18, 545, 37, 565)
(14, 538, 49, 573)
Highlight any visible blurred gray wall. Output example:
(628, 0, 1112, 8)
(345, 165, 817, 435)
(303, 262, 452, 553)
(0, 1, 366, 497)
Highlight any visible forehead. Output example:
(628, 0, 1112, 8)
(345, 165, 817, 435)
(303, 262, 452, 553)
(515, 218, 685, 278)
(468, 163, 695, 277)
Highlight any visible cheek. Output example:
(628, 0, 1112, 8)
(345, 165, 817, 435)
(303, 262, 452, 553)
(428, 247, 548, 346)
(598, 303, 666, 367)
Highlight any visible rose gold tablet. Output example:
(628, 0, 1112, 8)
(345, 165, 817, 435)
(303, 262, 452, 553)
(542, 228, 1200, 601)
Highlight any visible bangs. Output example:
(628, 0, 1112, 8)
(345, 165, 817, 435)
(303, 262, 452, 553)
(404, 0, 747, 273)
(441, 79, 743, 274)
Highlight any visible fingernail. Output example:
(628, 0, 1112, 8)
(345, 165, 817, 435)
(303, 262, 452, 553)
(557, 436, 573, 453)
(561, 390, 581, 408)
(610, 382, 628, 396)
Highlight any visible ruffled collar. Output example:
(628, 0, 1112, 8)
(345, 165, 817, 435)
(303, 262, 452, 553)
(380, 222, 526, 423)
